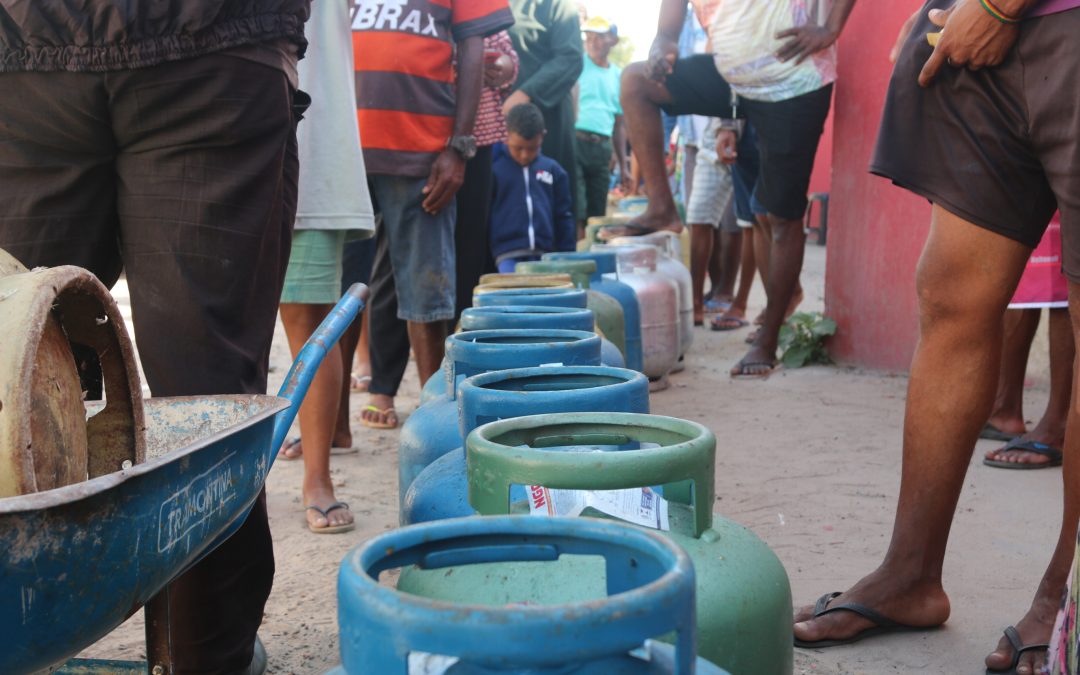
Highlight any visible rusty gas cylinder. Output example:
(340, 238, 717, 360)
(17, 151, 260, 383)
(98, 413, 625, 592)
(0, 249, 145, 497)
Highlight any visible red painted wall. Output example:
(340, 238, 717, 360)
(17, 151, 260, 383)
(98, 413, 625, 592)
(809, 107, 833, 197)
(824, 2, 931, 371)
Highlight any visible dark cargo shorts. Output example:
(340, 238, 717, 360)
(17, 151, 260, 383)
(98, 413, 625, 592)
(872, 1, 1080, 280)
(662, 53, 833, 222)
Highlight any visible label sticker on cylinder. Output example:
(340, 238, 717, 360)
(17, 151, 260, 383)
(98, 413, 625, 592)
(527, 485, 670, 531)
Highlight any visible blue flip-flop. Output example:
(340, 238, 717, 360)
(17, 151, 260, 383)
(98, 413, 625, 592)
(983, 438, 1062, 470)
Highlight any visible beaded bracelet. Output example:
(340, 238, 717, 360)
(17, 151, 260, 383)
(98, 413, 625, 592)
(979, 0, 1021, 24)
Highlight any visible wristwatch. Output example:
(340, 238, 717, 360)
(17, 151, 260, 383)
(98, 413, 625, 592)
(447, 135, 478, 160)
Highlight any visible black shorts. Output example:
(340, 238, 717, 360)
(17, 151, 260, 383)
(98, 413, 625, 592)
(662, 53, 833, 221)
(873, 2, 1080, 280)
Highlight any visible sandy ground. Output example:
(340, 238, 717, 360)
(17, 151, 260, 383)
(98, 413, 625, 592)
(79, 244, 1064, 674)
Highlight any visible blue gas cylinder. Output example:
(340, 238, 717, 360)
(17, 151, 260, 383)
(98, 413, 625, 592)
(401, 365, 649, 525)
(461, 305, 594, 332)
(473, 289, 627, 366)
(418, 304, 620, 404)
(329, 516, 729, 675)
(544, 251, 643, 373)
(473, 287, 588, 309)
(398, 329, 601, 516)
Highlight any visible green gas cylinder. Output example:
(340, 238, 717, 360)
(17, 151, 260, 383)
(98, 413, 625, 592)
(397, 412, 794, 675)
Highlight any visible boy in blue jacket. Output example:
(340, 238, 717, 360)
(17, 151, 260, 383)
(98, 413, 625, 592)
(490, 103, 576, 272)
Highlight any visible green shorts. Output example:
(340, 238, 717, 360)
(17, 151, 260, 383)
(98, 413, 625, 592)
(280, 230, 347, 304)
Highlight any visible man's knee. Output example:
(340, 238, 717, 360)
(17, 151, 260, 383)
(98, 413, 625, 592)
(768, 217, 805, 245)
(620, 62, 653, 105)
(915, 261, 981, 328)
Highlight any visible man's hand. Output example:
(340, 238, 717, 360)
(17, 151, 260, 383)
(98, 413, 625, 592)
(501, 89, 531, 117)
(890, 9, 921, 63)
(918, 0, 1019, 87)
(422, 149, 466, 214)
(716, 129, 738, 165)
(775, 25, 838, 64)
(645, 36, 679, 82)
(485, 54, 515, 88)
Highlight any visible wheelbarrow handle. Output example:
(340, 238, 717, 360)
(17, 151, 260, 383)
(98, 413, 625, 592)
(271, 283, 370, 454)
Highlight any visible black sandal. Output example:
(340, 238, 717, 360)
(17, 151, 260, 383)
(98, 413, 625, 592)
(985, 625, 1048, 674)
(794, 592, 938, 649)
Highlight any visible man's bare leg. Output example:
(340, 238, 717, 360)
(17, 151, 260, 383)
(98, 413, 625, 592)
(984, 291, 1080, 674)
(279, 303, 353, 530)
(793, 207, 1032, 649)
(732, 214, 806, 376)
(607, 63, 682, 236)
(691, 223, 714, 325)
(712, 228, 757, 329)
(408, 319, 448, 386)
(333, 310, 365, 450)
(986, 309, 1041, 437)
(714, 229, 741, 302)
(985, 308, 1075, 467)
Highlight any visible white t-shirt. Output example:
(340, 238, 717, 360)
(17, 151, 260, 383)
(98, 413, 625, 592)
(707, 0, 837, 102)
(294, 0, 376, 233)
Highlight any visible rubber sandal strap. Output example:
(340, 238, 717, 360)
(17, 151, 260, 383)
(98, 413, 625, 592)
(813, 592, 901, 629)
(1000, 626, 1049, 670)
(324, 501, 350, 515)
(1001, 439, 1062, 460)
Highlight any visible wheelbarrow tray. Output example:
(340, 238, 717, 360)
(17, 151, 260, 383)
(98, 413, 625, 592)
(0, 393, 288, 675)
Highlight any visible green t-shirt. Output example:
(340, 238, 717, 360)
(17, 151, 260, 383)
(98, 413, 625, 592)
(575, 55, 621, 137)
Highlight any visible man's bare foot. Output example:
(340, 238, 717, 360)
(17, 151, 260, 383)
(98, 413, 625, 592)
(730, 345, 778, 379)
(984, 413, 1027, 439)
(710, 305, 748, 332)
(793, 571, 950, 647)
(304, 485, 355, 533)
(984, 596, 1059, 674)
(361, 393, 398, 429)
(597, 206, 683, 240)
(984, 432, 1064, 468)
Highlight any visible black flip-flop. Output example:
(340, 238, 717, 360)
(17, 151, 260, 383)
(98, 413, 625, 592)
(794, 592, 937, 649)
(730, 359, 778, 380)
(983, 438, 1062, 470)
(986, 625, 1048, 674)
(980, 422, 1019, 442)
(710, 315, 748, 332)
(305, 501, 355, 534)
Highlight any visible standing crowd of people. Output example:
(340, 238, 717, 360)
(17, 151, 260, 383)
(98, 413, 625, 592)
(0, 0, 1077, 672)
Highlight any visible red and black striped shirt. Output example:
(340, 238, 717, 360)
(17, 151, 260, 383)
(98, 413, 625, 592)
(352, 0, 514, 177)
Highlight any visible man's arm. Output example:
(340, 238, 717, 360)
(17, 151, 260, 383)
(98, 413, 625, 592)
(645, 0, 690, 82)
(506, 0, 583, 112)
(423, 35, 484, 214)
(775, 0, 858, 64)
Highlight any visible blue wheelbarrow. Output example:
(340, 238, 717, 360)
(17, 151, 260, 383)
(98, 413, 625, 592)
(0, 284, 369, 675)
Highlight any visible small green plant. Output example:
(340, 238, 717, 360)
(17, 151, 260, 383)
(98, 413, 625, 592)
(778, 311, 837, 368)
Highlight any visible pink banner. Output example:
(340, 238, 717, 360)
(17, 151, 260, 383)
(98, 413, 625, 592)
(1010, 214, 1068, 309)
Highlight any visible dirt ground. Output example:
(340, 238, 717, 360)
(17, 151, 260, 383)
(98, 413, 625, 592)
(81, 244, 1064, 674)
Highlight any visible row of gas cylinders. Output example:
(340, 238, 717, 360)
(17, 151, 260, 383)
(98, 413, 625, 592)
(336, 408, 793, 673)
(326, 230, 794, 673)
(334, 369, 793, 672)
(439, 226, 696, 390)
